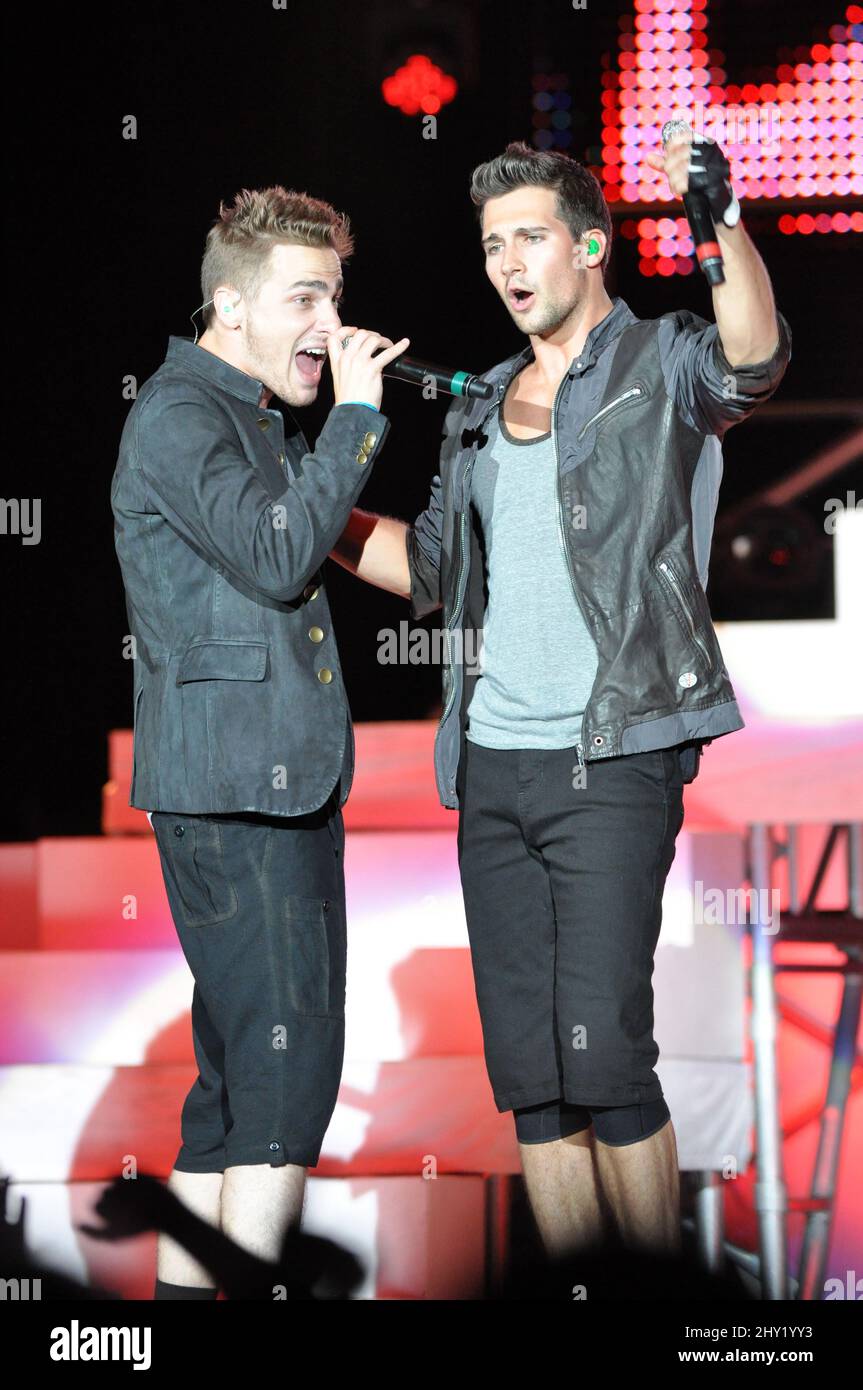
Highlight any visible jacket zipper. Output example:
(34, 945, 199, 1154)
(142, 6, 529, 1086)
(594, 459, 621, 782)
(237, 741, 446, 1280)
(554, 375, 589, 767)
(576, 384, 644, 442)
(440, 503, 470, 730)
(655, 558, 713, 671)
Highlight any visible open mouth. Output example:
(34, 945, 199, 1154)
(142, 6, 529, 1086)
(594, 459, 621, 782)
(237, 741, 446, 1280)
(295, 346, 326, 383)
(508, 286, 536, 313)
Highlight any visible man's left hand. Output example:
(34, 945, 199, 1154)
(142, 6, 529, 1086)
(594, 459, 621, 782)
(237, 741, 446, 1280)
(646, 131, 741, 227)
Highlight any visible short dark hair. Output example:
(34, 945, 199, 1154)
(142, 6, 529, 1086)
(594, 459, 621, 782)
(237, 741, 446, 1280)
(469, 141, 613, 276)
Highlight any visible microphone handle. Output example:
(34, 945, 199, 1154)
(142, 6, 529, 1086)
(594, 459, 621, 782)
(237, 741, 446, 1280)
(683, 190, 725, 286)
(382, 354, 494, 400)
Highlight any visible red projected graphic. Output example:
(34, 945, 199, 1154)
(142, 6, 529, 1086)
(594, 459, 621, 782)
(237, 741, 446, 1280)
(603, 0, 863, 274)
(381, 53, 458, 116)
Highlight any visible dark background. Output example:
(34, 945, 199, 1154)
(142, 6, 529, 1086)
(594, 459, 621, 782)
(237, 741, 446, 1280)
(5, 0, 861, 839)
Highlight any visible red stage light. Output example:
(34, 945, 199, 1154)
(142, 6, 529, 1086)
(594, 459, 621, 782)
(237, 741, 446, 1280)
(381, 53, 458, 117)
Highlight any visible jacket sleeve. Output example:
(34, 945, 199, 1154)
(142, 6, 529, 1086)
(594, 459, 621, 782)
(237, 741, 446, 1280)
(403, 394, 466, 619)
(659, 308, 792, 438)
(135, 383, 388, 601)
(405, 469, 444, 618)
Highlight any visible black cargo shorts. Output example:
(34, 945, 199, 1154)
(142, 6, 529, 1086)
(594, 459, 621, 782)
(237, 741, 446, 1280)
(151, 787, 346, 1171)
(456, 742, 685, 1113)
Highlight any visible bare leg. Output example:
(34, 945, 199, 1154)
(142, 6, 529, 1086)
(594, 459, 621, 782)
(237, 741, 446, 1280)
(519, 1126, 608, 1255)
(592, 1117, 681, 1254)
(156, 1169, 223, 1287)
(219, 1162, 306, 1264)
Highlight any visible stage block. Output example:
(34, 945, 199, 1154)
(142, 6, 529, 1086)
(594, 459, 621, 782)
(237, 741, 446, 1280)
(0, 1058, 518, 1183)
(8, 1174, 486, 1301)
(0, 1052, 750, 1183)
(654, 831, 747, 1058)
(16, 828, 755, 1066)
(32, 828, 473, 958)
(0, 951, 193, 1065)
(0, 843, 39, 948)
(36, 837, 175, 950)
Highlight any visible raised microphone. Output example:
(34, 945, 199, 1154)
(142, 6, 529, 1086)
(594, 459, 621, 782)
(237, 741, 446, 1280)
(661, 119, 725, 286)
(375, 347, 494, 400)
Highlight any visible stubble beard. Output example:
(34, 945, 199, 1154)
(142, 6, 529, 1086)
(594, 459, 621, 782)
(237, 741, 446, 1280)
(245, 315, 312, 408)
(511, 270, 588, 340)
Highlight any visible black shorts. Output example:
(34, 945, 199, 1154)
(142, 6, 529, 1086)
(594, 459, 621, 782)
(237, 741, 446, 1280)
(151, 791, 346, 1171)
(456, 741, 685, 1112)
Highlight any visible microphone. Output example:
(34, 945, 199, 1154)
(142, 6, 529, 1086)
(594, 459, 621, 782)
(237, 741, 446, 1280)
(661, 119, 725, 286)
(379, 350, 494, 400)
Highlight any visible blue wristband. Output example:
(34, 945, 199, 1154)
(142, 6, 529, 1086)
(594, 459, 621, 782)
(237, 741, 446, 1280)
(336, 401, 381, 413)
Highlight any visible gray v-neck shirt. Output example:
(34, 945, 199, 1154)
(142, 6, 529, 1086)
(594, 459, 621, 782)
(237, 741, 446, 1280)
(465, 409, 598, 749)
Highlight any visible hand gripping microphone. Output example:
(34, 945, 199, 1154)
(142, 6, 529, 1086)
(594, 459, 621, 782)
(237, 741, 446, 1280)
(661, 119, 728, 286)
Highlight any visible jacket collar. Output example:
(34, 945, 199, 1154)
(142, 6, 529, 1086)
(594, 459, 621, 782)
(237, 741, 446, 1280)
(165, 335, 267, 405)
(483, 295, 639, 393)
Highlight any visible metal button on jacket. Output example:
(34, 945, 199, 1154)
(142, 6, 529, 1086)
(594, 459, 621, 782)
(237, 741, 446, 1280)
(356, 449, 369, 466)
(317, 668, 333, 684)
(257, 417, 271, 431)
(308, 626, 324, 642)
(363, 431, 377, 449)
(303, 583, 319, 600)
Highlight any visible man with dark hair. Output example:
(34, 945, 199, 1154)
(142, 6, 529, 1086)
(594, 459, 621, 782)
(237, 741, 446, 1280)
(112, 186, 408, 1297)
(469, 140, 614, 276)
(331, 137, 790, 1255)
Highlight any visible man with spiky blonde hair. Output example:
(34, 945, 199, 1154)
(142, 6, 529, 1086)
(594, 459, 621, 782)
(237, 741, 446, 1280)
(112, 185, 408, 1298)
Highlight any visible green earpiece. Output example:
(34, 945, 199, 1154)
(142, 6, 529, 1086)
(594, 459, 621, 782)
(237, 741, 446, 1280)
(588, 238, 600, 256)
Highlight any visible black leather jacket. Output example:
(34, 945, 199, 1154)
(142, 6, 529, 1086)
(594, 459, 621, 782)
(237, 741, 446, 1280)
(405, 296, 792, 809)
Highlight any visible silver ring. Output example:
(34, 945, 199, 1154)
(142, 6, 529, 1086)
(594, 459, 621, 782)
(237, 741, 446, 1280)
(340, 334, 354, 350)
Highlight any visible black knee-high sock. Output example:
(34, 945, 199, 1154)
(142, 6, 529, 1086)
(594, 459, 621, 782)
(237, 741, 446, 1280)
(154, 1278, 218, 1299)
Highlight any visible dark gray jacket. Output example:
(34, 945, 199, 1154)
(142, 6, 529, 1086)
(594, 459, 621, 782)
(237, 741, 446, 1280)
(405, 296, 792, 809)
(111, 336, 388, 815)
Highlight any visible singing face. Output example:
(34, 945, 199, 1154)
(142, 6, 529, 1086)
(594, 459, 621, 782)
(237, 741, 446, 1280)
(480, 185, 590, 339)
(235, 242, 345, 407)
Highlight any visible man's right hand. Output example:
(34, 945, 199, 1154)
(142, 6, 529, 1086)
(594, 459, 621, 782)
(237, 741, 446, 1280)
(328, 327, 410, 411)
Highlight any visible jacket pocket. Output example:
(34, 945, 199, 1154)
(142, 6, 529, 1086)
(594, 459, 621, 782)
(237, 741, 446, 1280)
(283, 894, 346, 1019)
(653, 557, 713, 677)
(176, 638, 269, 684)
(577, 382, 648, 441)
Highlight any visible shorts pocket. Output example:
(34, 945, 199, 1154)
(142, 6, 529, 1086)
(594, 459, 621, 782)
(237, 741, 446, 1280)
(152, 814, 239, 927)
(284, 894, 346, 1019)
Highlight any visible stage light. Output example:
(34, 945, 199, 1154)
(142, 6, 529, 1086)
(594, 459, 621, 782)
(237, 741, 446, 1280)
(713, 505, 825, 599)
(381, 52, 458, 116)
(531, 71, 573, 152)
